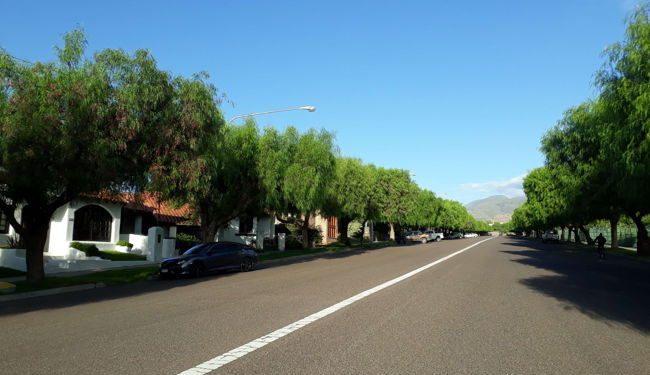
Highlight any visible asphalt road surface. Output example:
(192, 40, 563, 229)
(1, 237, 649, 374)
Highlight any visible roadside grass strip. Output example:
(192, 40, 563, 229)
(178, 237, 492, 375)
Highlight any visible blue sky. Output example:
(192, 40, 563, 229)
(0, 0, 634, 203)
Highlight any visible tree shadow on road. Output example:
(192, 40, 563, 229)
(0, 243, 400, 317)
(501, 238, 650, 333)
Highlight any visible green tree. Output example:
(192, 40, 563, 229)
(408, 189, 443, 229)
(596, 4, 650, 255)
(258, 127, 337, 248)
(323, 158, 375, 245)
(373, 168, 418, 237)
(0, 30, 214, 282)
(153, 118, 265, 243)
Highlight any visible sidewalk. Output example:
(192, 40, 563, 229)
(0, 262, 157, 284)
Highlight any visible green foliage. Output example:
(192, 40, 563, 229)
(517, 4, 650, 255)
(69, 242, 100, 257)
(116, 240, 133, 248)
(0, 29, 221, 281)
(176, 232, 201, 242)
(374, 168, 418, 225)
(258, 127, 336, 247)
(324, 158, 372, 219)
(259, 127, 337, 216)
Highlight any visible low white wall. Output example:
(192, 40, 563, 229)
(0, 249, 27, 272)
(162, 238, 176, 259)
(0, 248, 156, 274)
(129, 234, 149, 255)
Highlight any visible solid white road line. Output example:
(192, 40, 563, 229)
(177, 237, 493, 375)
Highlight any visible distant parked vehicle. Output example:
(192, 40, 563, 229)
(463, 232, 478, 238)
(405, 230, 428, 244)
(541, 230, 560, 243)
(448, 232, 464, 239)
(159, 241, 257, 278)
(423, 230, 444, 242)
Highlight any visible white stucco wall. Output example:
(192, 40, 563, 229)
(217, 216, 273, 246)
(255, 216, 275, 248)
(47, 201, 122, 256)
(313, 213, 332, 245)
(0, 206, 21, 247)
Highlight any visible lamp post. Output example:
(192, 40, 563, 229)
(227, 105, 316, 125)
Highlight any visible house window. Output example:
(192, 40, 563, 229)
(0, 211, 9, 234)
(239, 216, 254, 234)
(327, 217, 337, 239)
(73, 205, 112, 242)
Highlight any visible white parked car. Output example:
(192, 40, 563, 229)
(463, 233, 478, 238)
(541, 230, 560, 243)
(423, 230, 444, 242)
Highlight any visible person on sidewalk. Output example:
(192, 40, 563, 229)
(595, 233, 606, 259)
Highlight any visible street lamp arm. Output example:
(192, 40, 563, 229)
(227, 106, 316, 125)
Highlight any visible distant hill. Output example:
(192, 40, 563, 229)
(465, 195, 526, 223)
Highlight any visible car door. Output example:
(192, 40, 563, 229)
(203, 244, 222, 272)
(212, 243, 241, 270)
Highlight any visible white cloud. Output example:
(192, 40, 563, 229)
(460, 174, 527, 198)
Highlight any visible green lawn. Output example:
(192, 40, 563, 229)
(0, 267, 25, 278)
(606, 246, 650, 261)
(12, 266, 158, 293)
(6, 240, 398, 294)
(98, 250, 147, 261)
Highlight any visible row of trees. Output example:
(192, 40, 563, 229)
(511, 5, 650, 256)
(0, 30, 485, 283)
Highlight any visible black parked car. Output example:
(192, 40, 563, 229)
(159, 241, 257, 278)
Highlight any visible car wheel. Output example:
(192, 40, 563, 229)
(435, 236, 441, 242)
(421, 238, 427, 244)
(241, 258, 253, 272)
(191, 263, 204, 278)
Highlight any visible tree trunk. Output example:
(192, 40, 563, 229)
(579, 226, 594, 245)
(338, 216, 351, 246)
(359, 220, 367, 246)
(560, 226, 565, 241)
(610, 215, 619, 249)
(389, 222, 395, 240)
(199, 204, 218, 243)
(22, 205, 53, 284)
(574, 227, 581, 244)
(630, 214, 650, 257)
(567, 227, 572, 242)
(301, 212, 311, 249)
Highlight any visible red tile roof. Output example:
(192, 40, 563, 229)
(87, 192, 195, 224)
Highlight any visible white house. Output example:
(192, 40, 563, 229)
(0, 192, 276, 259)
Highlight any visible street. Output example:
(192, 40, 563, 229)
(1, 237, 649, 374)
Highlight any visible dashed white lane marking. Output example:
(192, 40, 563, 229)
(178, 238, 492, 375)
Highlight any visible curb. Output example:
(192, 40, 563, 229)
(0, 282, 105, 302)
(0, 244, 397, 302)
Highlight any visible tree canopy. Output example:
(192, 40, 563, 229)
(0, 30, 222, 281)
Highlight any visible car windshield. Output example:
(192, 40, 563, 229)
(182, 244, 208, 256)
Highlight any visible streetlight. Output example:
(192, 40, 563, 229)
(227, 106, 316, 125)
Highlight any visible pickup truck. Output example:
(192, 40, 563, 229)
(405, 231, 428, 243)
(423, 230, 444, 242)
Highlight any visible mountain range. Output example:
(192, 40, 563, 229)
(465, 195, 526, 223)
